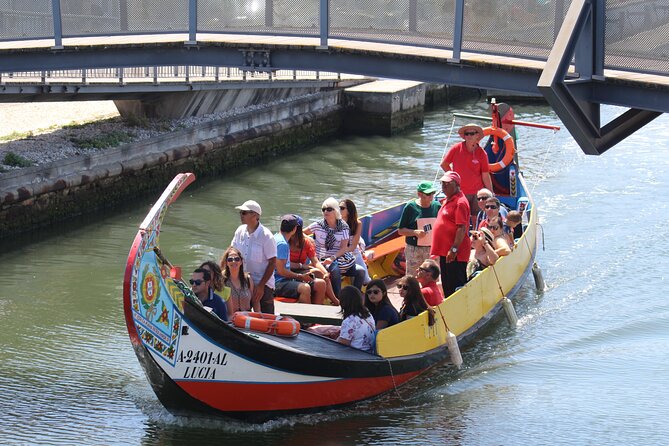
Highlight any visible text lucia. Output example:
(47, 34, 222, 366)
(178, 349, 228, 380)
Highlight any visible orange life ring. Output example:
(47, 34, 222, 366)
(483, 126, 516, 172)
(232, 311, 300, 337)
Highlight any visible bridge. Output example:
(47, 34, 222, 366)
(0, 0, 667, 155)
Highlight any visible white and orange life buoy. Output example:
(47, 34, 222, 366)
(483, 126, 515, 172)
(232, 311, 300, 337)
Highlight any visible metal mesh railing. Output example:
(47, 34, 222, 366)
(604, 0, 669, 75)
(0, 66, 348, 83)
(0, 0, 667, 77)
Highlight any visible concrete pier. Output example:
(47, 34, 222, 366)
(343, 80, 425, 135)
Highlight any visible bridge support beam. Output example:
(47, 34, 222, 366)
(538, 0, 661, 155)
(113, 86, 323, 119)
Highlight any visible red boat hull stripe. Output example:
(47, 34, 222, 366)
(177, 371, 422, 411)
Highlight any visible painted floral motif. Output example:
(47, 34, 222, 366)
(158, 302, 169, 326)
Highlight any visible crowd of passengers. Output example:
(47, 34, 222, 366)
(187, 123, 526, 352)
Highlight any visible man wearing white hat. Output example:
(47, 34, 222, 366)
(440, 123, 493, 225)
(231, 200, 277, 314)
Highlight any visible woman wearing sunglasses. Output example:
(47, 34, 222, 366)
(304, 197, 366, 297)
(487, 216, 511, 257)
(398, 276, 435, 325)
(363, 279, 399, 330)
(220, 246, 257, 317)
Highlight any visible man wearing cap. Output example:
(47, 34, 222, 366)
(398, 181, 442, 276)
(431, 171, 471, 297)
(231, 200, 277, 314)
(440, 123, 493, 225)
(274, 214, 326, 304)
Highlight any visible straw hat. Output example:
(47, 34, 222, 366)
(458, 123, 484, 140)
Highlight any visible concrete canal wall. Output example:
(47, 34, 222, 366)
(0, 83, 479, 239)
(0, 91, 344, 238)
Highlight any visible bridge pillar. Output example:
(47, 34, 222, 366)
(343, 80, 425, 136)
(113, 87, 322, 120)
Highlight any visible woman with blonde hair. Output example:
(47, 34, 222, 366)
(304, 197, 366, 297)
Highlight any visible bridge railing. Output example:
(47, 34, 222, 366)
(0, 1, 667, 76)
(0, 66, 350, 84)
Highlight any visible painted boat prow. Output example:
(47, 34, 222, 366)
(123, 173, 194, 353)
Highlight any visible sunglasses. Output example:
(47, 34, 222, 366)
(417, 266, 429, 272)
(239, 210, 253, 216)
(339, 206, 347, 211)
(227, 256, 241, 262)
(366, 289, 381, 295)
(488, 225, 500, 230)
(322, 207, 335, 212)
(464, 131, 479, 136)
(477, 196, 491, 201)
(397, 284, 408, 290)
(485, 205, 499, 209)
(189, 279, 204, 286)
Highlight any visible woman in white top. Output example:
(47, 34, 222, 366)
(337, 286, 376, 353)
(304, 197, 366, 297)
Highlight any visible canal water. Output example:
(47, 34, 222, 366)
(1, 99, 668, 445)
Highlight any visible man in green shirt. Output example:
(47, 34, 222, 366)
(398, 181, 441, 276)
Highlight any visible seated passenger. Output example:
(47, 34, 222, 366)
(474, 188, 508, 229)
(337, 286, 376, 352)
(398, 276, 435, 325)
(415, 259, 444, 306)
(488, 216, 512, 257)
(220, 246, 256, 317)
(200, 260, 224, 293)
(289, 215, 339, 305)
(190, 268, 228, 320)
(468, 227, 499, 277)
(364, 279, 400, 330)
(339, 198, 371, 284)
(275, 214, 326, 304)
(478, 196, 506, 230)
(304, 197, 366, 297)
(505, 210, 523, 245)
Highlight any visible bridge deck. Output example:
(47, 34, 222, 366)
(1, 33, 665, 92)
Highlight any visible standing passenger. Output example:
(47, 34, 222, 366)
(398, 181, 441, 275)
(440, 123, 493, 225)
(431, 171, 471, 298)
(231, 200, 277, 314)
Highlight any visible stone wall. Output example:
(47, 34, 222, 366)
(0, 91, 343, 238)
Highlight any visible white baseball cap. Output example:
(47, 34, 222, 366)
(235, 200, 262, 215)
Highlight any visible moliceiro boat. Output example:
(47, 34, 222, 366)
(123, 104, 546, 422)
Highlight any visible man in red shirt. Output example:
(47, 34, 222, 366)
(416, 259, 444, 306)
(431, 171, 471, 297)
(440, 123, 493, 225)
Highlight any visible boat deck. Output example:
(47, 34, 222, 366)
(234, 324, 378, 360)
(275, 275, 405, 325)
